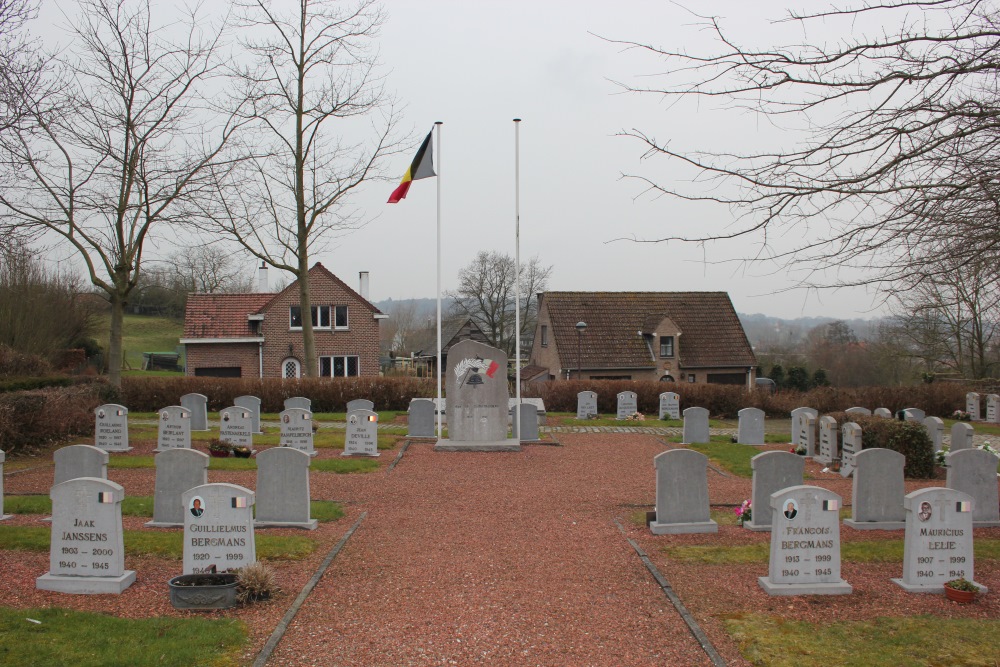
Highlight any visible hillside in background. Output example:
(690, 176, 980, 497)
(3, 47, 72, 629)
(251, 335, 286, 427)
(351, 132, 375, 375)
(738, 313, 880, 348)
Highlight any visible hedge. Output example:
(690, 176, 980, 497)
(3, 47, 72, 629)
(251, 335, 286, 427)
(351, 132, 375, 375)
(0, 385, 105, 455)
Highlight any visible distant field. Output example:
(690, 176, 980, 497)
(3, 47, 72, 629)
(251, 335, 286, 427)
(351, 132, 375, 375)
(96, 313, 185, 371)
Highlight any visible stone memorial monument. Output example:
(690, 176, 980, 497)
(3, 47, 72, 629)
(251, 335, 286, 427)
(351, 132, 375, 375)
(435, 340, 517, 451)
(966, 392, 981, 421)
(255, 448, 317, 530)
(737, 407, 765, 445)
(923, 416, 945, 453)
(54, 445, 108, 485)
(234, 395, 262, 434)
(790, 407, 818, 449)
(839, 422, 862, 477)
(180, 393, 209, 431)
(682, 407, 710, 444)
(147, 449, 210, 527)
(946, 448, 1000, 527)
(576, 391, 598, 420)
(950, 422, 974, 452)
(284, 396, 312, 412)
(658, 392, 680, 420)
(279, 408, 316, 456)
(744, 451, 805, 532)
(616, 391, 638, 420)
(155, 406, 191, 451)
(343, 409, 380, 457)
(512, 403, 541, 442)
(816, 416, 838, 465)
(346, 398, 375, 413)
(94, 404, 130, 452)
(844, 448, 906, 530)
(407, 399, 436, 438)
(650, 449, 717, 534)
(182, 482, 256, 574)
(219, 407, 253, 449)
(36, 477, 135, 594)
(0, 450, 10, 521)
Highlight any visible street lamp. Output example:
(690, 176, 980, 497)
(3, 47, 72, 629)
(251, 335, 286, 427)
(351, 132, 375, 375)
(575, 321, 587, 380)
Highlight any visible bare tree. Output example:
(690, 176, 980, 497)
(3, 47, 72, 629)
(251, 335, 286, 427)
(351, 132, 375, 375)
(200, 0, 405, 377)
(0, 0, 41, 133)
(0, 0, 238, 387)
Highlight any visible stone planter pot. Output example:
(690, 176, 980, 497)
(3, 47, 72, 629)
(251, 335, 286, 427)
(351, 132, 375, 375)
(168, 573, 238, 610)
(208, 449, 231, 458)
(232, 448, 252, 459)
(944, 585, 978, 604)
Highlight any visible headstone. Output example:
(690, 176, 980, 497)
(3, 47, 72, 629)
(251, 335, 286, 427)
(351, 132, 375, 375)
(966, 392, 981, 421)
(512, 403, 540, 442)
(839, 422, 862, 477)
(435, 339, 516, 451)
(681, 407, 710, 444)
(946, 448, 1000, 527)
(146, 449, 210, 527)
(94, 404, 131, 452)
(987, 394, 1000, 424)
(234, 395, 262, 434)
(816, 416, 838, 464)
(180, 393, 209, 431)
(343, 409, 380, 457)
(744, 451, 805, 532)
(658, 392, 680, 420)
(616, 391, 638, 420)
(255, 448, 317, 530)
(36, 477, 135, 594)
(924, 416, 945, 454)
(790, 407, 818, 449)
(845, 407, 871, 416)
(279, 408, 315, 456)
(873, 407, 892, 418)
(431, 397, 448, 424)
(182, 483, 256, 574)
(54, 445, 108, 486)
(758, 485, 851, 595)
(799, 416, 818, 457)
(346, 398, 374, 413)
(219, 406, 253, 449)
(0, 450, 10, 521)
(903, 408, 925, 422)
(844, 448, 906, 530)
(650, 449, 717, 534)
(284, 396, 311, 412)
(949, 422, 974, 452)
(508, 398, 546, 425)
(407, 398, 436, 438)
(155, 405, 191, 451)
(576, 391, 598, 420)
(892, 487, 985, 593)
(737, 407, 765, 445)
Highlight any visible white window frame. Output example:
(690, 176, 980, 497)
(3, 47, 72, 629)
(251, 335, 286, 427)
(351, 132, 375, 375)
(659, 335, 674, 358)
(334, 305, 349, 330)
(318, 355, 360, 377)
(290, 305, 331, 330)
(282, 357, 301, 379)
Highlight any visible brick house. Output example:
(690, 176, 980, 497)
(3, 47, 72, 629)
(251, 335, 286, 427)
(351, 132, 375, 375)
(181, 263, 385, 378)
(529, 291, 757, 386)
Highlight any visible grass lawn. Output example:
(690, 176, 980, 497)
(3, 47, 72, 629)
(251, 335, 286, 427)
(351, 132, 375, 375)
(0, 607, 246, 667)
(127, 424, 404, 450)
(683, 438, 762, 477)
(663, 538, 1000, 565)
(546, 412, 729, 428)
(107, 455, 381, 473)
(97, 313, 185, 371)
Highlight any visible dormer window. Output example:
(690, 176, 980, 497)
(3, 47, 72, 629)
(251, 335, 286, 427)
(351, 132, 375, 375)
(659, 336, 674, 358)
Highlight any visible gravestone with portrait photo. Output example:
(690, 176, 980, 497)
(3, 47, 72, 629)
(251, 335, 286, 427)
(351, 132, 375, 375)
(234, 395, 262, 434)
(343, 409, 380, 457)
(219, 407, 254, 449)
(659, 392, 680, 420)
(844, 448, 906, 530)
(0, 450, 10, 521)
(946, 448, 1000, 527)
(758, 485, 851, 596)
(94, 404, 131, 452)
(407, 398, 436, 438)
(255, 447, 317, 530)
(966, 392, 981, 421)
(950, 422, 975, 452)
(737, 407, 765, 445)
(147, 449, 209, 528)
(155, 406, 191, 452)
(616, 391, 638, 420)
(576, 391, 598, 420)
(744, 451, 805, 532)
(987, 394, 1000, 424)
(924, 416, 945, 453)
(650, 449, 717, 535)
(873, 407, 892, 418)
(279, 408, 316, 456)
(839, 422, 862, 477)
(435, 339, 517, 451)
(791, 407, 818, 453)
(892, 487, 985, 593)
(36, 477, 135, 594)
(815, 416, 838, 464)
(54, 445, 108, 486)
(180, 393, 209, 431)
(346, 399, 375, 413)
(284, 396, 311, 412)
(682, 407, 710, 444)
(903, 407, 926, 422)
(182, 483, 256, 574)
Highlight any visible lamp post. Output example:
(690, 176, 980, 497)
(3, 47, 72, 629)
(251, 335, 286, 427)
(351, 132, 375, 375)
(575, 321, 587, 380)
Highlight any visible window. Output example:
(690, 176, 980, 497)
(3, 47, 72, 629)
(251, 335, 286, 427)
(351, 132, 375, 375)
(282, 358, 301, 379)
(687, 374, 696, 383)
(540, 325, 548, 347)
(659, 336, 674, 358)
(334, 305, 348, 329)
(319, 355, 359, 377)
(289, 305, 331, 329)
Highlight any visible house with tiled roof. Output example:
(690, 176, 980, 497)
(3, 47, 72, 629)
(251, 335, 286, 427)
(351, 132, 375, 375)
(181, 263, 385, 378)
(528, 292, 757, 386)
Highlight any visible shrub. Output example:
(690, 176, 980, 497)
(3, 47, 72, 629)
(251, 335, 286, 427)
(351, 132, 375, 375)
(851, 415, 935, 479)
(236, 561, 279, 603)
(0, 345, 52, 377)
(0, 384, 104, 454)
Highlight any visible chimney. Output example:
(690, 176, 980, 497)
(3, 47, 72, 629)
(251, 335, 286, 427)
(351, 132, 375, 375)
(359, 271, 369, 300)
(258, 262, 268, 292)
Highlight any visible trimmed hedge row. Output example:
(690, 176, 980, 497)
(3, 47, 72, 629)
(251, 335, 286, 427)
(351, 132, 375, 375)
(0, 385, 105, 455)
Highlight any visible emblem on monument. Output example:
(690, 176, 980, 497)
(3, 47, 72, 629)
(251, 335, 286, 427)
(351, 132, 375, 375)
(454, 356, 499, 388)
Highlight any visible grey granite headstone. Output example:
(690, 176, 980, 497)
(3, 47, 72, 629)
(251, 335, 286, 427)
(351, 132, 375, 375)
(744, 451, 805, 532)
(0, 450, 9, 521)
(966, 392, 981, 421)
(903, 408, 925, 422)
(576, 391, 598, 420)
(284, 396, 312, 412)
(659, 392, 680, 420)
(949, 422, 974, 451)
(431, 398, 448, 424)
(512, 403, 540, 442)
(946, 448, 1000, 527)
(255, 448, 317, 530)
(844, 448, 906, 530)
(737, 407, 765, 445)
(839, 422, 862, 477)
(407, 398, 436, 438)
(346, 399, 374, 413)
(436, 339, 516, 451)
(616, 391, 638, 420)
(36, 477, 135, 594)
(816, 416, 838, 464)
(759, 485, 851, 596)
(874, 407, 892, 418)
(147, 449, 209, 527)
(234, 395, 262, 434)
(279, 408, 315, 456)
(155, 405, 191, 451)
(182, 482, 255, 574)
(508, 398, 546, 425)
(219, 406, 253, 449)
(924, 416, 945, 453)
(799, 415, 818, 457)
(892, 487, 985, 593)
(987, 394, 1000, 423)
(791, 407, 818, 450)
(845, 407, 871, 416)
(682, 407, 710, 444)
(650, 449, 717, 535)
(54, 445, 108, 485)
(343, 409, 380, 457)
(180, 393, 208, 431)
(94, 404, 131, 452)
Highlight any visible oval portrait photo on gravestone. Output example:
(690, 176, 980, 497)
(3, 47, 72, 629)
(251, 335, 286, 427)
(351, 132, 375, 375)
(97, 409, 105, 419)
(189, 496, 205, 518)
(784, 499, 798, 520)
(919, 501, 932, 522)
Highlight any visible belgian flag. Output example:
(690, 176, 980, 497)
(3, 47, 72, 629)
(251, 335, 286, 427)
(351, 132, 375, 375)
(387, 129, 436, 203)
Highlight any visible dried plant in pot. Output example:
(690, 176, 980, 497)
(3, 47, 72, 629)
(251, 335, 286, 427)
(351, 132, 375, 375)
(207, 439, 232, 458)
(236, 561, 280, 604)
(944, 577, 980, 604)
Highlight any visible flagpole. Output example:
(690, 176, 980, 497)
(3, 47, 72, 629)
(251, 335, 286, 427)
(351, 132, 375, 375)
(435, 121, 443, 440)
(513, 118, 522, 442)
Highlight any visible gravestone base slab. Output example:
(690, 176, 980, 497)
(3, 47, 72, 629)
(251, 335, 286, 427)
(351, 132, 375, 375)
(103, 447, 133, 453)
(758, 577, 852, 596)
(254, 518, 318, 530)
(144, 520, 183, 528)
(812, 455, 833, 465)
(339, 451, 381, 458)
(843, 519, 905, 531)
(741, 520, 772, 533)
(0, 514, 11, 521)
(434, 438, 521, 452)
(650, 520, 718, 535)
(973, 520, 1000, 528)
(36, 571, 135, 594)
(891, 578, 988, 594)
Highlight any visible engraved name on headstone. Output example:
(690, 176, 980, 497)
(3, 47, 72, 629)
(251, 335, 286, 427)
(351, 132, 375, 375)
(682, 407, 710, 444)
(987, 394, 1000, 424)
(844, 448, 906, 530)
(658, 392, 680, 420)
(924, 416, 945, 454)
(234, 395, 262, 434)
(180, 393, 209, 431)
(407, 398, 436, 438)
(155, 406, 191, 451)
(816, 416, 838, 464)
(255, 448, 317, 530)
(219, 407, 253, 449)
(279, 408, 315, 456)
(966, 392, 981, 421)
(147, 448, 209, 528)
(946, 448, 1000, 527)
(744, 451, 805, 532)
(54, 445, 108, 486)
(737, 407, 765, 445)
(650, 449, 717, 535)
(182, 483, 256, 574)
(616, 391, 638, 420)
(94, 404, 130, 452)
(839, 422, 862, 478)
(343, 409, 380, 457)
(576, 391, 598, 420)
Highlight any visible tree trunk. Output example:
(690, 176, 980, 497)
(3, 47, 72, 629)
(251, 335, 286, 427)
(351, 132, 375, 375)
(299, 264, 316, 378)
(107, 292, 125, 389)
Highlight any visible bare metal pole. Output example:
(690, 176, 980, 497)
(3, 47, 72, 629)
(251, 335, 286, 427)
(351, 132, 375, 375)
(513, 118, 522, 441)
(435, 121, 443, 440)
